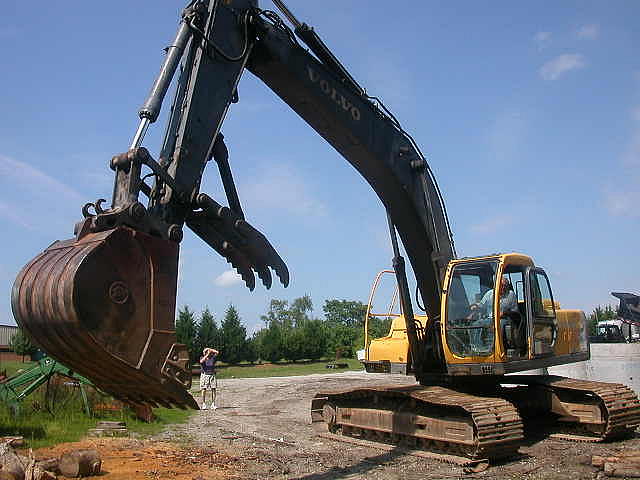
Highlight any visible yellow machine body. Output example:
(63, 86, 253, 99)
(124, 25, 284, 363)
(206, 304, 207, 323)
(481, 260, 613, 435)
(365, 253, 589, 376)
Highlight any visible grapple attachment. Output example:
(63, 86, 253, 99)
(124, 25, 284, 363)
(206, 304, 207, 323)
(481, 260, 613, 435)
(11, 226, 197, 409)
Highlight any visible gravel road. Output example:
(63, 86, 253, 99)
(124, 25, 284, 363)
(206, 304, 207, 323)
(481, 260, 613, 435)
(153, 370, 640, 479)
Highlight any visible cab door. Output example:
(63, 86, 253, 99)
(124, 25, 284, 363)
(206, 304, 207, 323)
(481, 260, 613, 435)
(525, 267, 557, 357)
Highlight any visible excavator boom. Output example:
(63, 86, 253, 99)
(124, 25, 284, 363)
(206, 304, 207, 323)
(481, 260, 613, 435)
(12, 0, 454, 407)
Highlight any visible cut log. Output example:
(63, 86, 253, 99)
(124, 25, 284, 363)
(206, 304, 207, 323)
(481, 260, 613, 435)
(58, 449, 101, 478)
(0, 443, 26, 480)
(0, 438, 24, 449)
(95, 421, 125, 428)
(34, 459, 58, 475)
(604, 462, 640, 478)
(24, 459, 56, 480)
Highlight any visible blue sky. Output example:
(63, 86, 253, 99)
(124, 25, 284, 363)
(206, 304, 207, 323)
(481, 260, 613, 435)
(1, 1, 638, 333)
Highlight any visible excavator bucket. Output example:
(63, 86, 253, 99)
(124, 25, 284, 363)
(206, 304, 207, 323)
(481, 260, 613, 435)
(11, 226, 197, 409)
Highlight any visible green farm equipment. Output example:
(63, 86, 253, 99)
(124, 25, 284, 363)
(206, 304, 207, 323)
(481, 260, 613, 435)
(0, 357, 93, 415)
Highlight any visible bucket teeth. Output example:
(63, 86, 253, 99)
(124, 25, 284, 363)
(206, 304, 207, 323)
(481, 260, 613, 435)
(12, 226, 197, 409)
(187, 193, 289, 290)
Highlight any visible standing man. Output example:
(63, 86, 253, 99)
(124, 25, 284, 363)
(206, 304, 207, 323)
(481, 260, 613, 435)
(199, 347, 219, 410)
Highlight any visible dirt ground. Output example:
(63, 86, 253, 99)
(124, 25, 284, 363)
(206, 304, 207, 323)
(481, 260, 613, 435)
(34, 371, 640, 479)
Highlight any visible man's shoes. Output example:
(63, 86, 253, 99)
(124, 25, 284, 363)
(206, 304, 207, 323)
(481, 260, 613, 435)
(211, 403, 218, 410)
(201, 403, 207, 410)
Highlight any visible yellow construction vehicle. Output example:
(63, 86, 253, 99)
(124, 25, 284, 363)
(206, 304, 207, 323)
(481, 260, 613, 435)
(364, 255, 589, 376)
(11, 0, 640, 462)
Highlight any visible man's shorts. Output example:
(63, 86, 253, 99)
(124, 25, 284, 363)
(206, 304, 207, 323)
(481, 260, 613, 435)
(200, 373, 217, 391)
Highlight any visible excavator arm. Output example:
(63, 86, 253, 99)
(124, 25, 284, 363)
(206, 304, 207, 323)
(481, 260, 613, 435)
(12, 0, 455, 407)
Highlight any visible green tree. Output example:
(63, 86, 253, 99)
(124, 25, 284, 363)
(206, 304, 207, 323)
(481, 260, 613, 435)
(197, 308, 219, 357)
(283, 327, 306, 362)
(588, 305, 617, 335)
(258, 324, 283, 363)
(261, 299, 293, 330)
(323, 299, 367, 328)
(327, 323, 358, 359)
(175, 305, 199, 364)
(220, 305, 247, 364)
(323, 299, 370, 358)
(302, 319, 327, 360)
(290, 295, 313, 328)
(10, 328, 36, 358)
(244, 335, 259, 364)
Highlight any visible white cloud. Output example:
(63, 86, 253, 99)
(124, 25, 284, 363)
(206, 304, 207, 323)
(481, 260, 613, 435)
(539, 54, 587, 81)
(241, 163, 328, 218)
(533, 31, 552, 50)
(0, 201, 34, 230)
(214, 269, 244, 288)
(577, 24, 600, 39)
(0, 155, 83, 203)
(604, 190, 640, 217)
(471, 215, 515, 235)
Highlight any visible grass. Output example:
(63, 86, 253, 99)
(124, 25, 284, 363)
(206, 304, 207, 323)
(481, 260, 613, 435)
(214, 357, 363, 379)
(0, 360, 36, 378)
(0, 357, 362, 449)
(0, 384, 194, 449)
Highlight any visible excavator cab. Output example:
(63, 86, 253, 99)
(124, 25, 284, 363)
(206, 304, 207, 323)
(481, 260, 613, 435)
(442, 253, 589, 376)
(365, 254, 589, 378)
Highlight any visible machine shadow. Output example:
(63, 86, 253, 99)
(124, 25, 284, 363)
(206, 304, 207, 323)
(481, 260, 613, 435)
(288, 447, 410, 480)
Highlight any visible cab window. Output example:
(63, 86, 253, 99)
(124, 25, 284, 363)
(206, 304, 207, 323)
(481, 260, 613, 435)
(529, 270, 557, 355)
(445, 261, 498, 357)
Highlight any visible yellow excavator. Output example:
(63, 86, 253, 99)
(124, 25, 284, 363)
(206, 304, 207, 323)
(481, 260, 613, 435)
(11, 0, 640, 461)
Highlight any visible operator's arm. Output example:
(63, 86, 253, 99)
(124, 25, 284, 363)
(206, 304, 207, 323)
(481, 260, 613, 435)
(477, 290, 494, 316)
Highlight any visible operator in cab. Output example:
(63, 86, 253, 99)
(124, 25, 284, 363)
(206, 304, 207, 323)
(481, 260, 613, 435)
(469, 276, 518, 351)
(477, 276, 517, 318)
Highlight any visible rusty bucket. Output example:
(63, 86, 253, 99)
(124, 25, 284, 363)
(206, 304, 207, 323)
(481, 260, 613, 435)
(12, 226, 197, 409)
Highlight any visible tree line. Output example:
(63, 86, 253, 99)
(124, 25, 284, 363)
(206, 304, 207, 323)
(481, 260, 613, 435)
(175, 296, 392, 365)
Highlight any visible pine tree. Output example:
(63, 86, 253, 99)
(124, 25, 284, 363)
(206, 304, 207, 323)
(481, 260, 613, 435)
(302, 319, 327, 360)
(197, 307, 219, 357)
(220, 304, 247, 364)
(175, 305, 199, 364)
(244, 334, 259, 364)
(282, 327, 306, 362)
(258, 323, 283, 363)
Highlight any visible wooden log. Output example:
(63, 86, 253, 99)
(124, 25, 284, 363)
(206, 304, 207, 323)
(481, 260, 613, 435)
(604, 462, 640, 478)
(58, 449, 101, 478)
(0, 443, 26, 480)
(34, 459, 58, 475)
(24, 459, 56, 480)
(95, 421, 125, 428)
(0, 438, 24, 449)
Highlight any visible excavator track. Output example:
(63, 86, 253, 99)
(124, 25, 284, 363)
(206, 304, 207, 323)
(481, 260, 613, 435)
(513, 376, 640, 442)
(312, 385, 524, 461)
